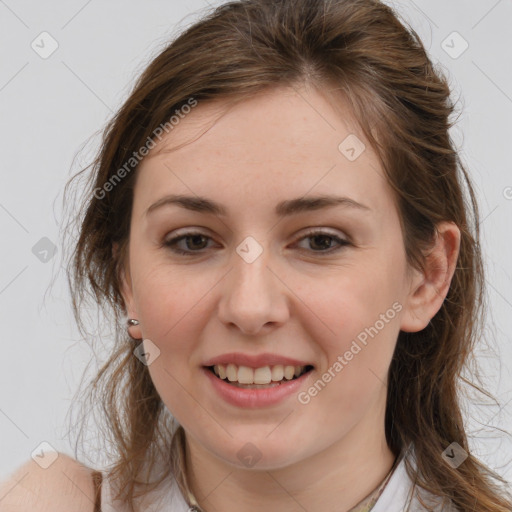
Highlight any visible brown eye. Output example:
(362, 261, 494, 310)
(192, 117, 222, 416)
(163, 232, 213, 255)
(162, 229, 350, 257)
(295, 230, 350, 254)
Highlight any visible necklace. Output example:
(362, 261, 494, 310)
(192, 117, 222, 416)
(186, 452, 401, 512)
(345, 452, 401, 512)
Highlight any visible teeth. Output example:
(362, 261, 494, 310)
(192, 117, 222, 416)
(212, 364, 308, 385)
(226, 363, 237, 382)
(271, 365, 284, 381)
(284, 366, 295, 380)
(238, 365, 255, 384)
(254, 366, 272, 384)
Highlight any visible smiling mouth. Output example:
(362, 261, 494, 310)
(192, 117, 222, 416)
(205, 364, 314, 388)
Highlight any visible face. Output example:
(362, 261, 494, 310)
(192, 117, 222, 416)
(120, 85, 426, 470)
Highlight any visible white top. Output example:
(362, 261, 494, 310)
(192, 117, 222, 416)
(371, 450, 455, 512)
(100, 447, 454, 511)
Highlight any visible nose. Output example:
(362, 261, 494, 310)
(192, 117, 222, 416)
(217, 246, 290, 335)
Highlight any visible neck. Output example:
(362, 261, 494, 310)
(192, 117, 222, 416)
(184, 392, 397, 512)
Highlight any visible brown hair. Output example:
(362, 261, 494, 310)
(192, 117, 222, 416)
(62, 0, 512, 510)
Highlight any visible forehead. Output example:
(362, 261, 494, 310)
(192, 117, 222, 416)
(134, 85, 393, 218)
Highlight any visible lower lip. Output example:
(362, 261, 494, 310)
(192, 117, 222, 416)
(202, 367, 312, 408)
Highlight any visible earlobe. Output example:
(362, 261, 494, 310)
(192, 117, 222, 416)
(115, 243, 142, 339)
(400, 221, 461, 333)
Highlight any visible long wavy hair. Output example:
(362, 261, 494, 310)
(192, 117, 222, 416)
(62, 0, 512, 510)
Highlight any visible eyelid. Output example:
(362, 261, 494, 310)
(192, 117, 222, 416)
(161, 230, 215, 253)
(299, 227, 349, 241)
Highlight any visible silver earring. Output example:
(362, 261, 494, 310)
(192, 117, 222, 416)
(127, 318, 141, 341)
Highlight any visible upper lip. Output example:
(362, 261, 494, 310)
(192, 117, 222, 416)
(203, 352, 314, 369)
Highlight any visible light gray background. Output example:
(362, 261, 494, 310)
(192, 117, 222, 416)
(1, 0, 511, 484)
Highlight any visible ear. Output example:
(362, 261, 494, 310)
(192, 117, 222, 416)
(400, 221, 461, 333)
(113, 241, 142, 339)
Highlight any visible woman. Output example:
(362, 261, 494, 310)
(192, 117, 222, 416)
(2, 0, 511, 511)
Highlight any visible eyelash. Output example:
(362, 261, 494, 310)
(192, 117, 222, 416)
(162, 230, 351, 256)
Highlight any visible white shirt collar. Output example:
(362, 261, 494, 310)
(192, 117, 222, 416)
(163, 444, 452, 512)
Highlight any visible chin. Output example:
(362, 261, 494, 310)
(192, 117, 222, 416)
(205, 434, 308, 471)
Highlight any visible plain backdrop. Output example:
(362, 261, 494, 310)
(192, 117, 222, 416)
(1, 0, 511, 484)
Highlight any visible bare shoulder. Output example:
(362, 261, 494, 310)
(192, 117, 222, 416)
(0, 452, 97, 512)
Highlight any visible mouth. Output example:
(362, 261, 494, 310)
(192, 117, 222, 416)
(204, 364, 315, 389)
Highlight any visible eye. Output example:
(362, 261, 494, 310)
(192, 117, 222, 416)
(163, 229, 350, 256)
(294, 230, 350, 254)
(163, 231, 215, 255)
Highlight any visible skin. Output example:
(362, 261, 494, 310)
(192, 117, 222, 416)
(120, 84, 460, 512)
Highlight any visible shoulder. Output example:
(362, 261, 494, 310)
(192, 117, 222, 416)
(0, 452, 98, 512)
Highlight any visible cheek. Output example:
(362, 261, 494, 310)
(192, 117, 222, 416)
(303, 262, 404, 355)
(137, 282, 207, 426)
(294, 269, 402, 427)
(131, 267, 206, 407)
(292, 268, 403, 424)
(133, 259, 209, 339)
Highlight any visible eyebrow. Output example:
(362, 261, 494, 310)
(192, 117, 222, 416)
(144, 193, 372, 218)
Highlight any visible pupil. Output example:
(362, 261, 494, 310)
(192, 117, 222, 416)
(188, 235, 206, 249)
(311, 235, 331, 250)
